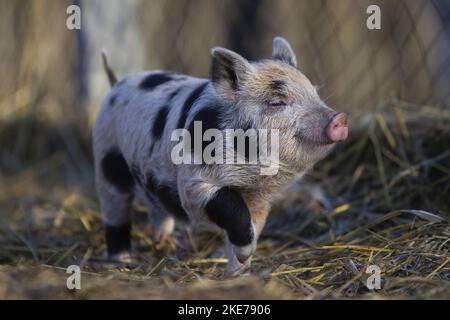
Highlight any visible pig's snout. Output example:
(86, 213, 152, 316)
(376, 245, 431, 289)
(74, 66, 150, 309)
(326, 113, 348, 143)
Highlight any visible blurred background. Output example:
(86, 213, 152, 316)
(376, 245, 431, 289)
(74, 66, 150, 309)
(0, 0, 449, 299)
(0, 0, 449, 171)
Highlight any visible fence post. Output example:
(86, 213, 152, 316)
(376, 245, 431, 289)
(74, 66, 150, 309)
(78, 0, 144, 111)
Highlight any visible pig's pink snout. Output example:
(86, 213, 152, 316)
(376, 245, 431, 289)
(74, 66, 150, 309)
(326, 113, 348, 143)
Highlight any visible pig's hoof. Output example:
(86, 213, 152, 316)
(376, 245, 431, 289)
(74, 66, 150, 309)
(153, 230, 171, 245)
(151, 216, 175, 245)
(109, 251, 132, 263)
(224, 259, 252, 278)
(224, 265, 251, 278)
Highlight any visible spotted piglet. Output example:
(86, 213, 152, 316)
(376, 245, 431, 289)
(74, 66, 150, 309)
(93, 37, 348, 274)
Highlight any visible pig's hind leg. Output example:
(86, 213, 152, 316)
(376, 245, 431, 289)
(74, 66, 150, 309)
(151, 214, 175, 245)
(144, 195, 175, 245)
(95, 148, 135, 262)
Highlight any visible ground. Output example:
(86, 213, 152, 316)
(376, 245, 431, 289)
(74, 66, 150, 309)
(0, 104, 449, 299)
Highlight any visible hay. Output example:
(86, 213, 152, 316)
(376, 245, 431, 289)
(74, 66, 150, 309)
(0, 101, 449, 299)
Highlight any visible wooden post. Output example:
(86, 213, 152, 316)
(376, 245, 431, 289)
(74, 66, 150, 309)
(78, 0, 144, 110)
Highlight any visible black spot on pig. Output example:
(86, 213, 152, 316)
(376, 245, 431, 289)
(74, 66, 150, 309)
(139, 72, 181, 91)
(131, 164, 144, 187)
(168, 87, 183, 101)
(109, 94, 117, 107)
(105, 224, 131, 258)
(152, 106, 169, 140)
(187, 107, 221, 157)
(188, 108, 221, 133)
(148, 144, 155, 158)
(155, 185, 189, 221)
(205, 187, 253, 246)
(177, 82, 209, 129)
(145, 172, 189, 221)
(101, 148, 134, 193)
(145, 172, 158, 194)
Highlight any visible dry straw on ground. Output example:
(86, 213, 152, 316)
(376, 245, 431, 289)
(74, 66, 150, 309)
(0, 101, 449, 299)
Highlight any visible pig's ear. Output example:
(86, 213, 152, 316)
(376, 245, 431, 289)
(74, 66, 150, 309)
(211, 47, 252, 103)
(272, 37, 297, 68)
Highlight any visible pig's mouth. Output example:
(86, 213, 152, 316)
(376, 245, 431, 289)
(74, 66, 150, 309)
(293, 129, 332, 146)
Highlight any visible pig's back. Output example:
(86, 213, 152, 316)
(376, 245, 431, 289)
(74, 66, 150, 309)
(95, 70, 217, 187)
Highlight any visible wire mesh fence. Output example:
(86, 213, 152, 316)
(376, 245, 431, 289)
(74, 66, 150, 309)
(133, 0, 450, 117)
(0, 0, 448, 120)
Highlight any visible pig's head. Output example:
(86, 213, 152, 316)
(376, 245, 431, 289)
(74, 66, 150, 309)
(211, 37, 348, 171)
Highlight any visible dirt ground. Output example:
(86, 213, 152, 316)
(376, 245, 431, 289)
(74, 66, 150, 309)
(0, 105, 449, 300)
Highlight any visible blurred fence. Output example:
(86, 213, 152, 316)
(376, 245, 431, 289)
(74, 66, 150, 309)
(83, 0, 450, 118)
(0, 0, 449, 125)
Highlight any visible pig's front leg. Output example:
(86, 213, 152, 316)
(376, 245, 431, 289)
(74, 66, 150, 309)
(203, 187, 258, 275)
(178, 172, 264, 275)
(224, 235, 252, 277)
(224, 209, 269, 277)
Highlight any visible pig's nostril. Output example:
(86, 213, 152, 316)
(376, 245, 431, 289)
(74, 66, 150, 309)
(326, 113, 349, 143)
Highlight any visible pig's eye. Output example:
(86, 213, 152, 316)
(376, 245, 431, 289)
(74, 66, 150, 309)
(269, 99, 288, 107)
